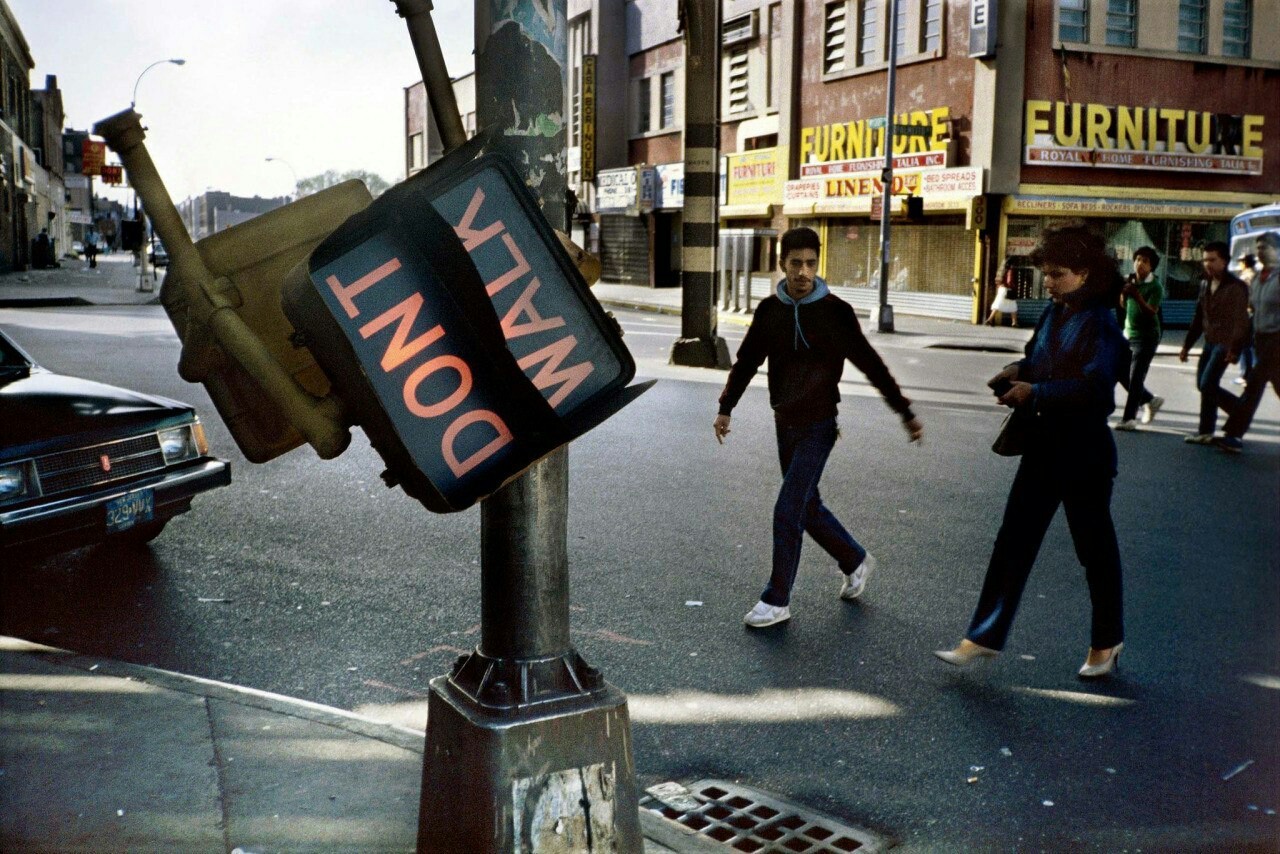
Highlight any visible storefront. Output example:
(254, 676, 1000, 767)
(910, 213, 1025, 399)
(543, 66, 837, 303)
(651, 162, 684, 287)
(595, 165, 654, 286)
(721, 147, 785, 279)
(777, 108, 987, 321)
(1004, 98, 1270, 326)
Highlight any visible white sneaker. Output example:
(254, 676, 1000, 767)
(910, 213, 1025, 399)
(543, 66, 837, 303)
(840, 553, 878, 600)
(1114, 419, 1138, 432)
(743, 600, 790, 627)
(1184, 433, 1214, 445)
(1141, 397, 1164, 424)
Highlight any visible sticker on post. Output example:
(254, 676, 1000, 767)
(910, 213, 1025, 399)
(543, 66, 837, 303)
(512, 762, 617, 851)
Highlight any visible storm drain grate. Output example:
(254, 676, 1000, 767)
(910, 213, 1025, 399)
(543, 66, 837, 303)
(640, 779, 888, 853)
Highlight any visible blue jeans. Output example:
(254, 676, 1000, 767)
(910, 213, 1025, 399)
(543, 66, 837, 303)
(967, 457, 1124, 651)
(761, 418, 866, 607)
(1119, 337, 1156, 422)
(1195, 343, 1240, 435)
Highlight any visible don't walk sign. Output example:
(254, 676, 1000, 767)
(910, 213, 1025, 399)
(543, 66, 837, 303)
(283, 144, 651, 513)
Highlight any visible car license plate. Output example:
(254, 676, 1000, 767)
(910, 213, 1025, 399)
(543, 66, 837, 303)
(105, 489, 155, 533)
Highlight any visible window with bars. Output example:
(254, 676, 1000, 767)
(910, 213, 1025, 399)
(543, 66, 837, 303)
(824, 2, 847, 73)
(1058, 0, 1089, 43)
(894, 0, 908, 57)
(1177, 0, 1206, 54)
(1105, 0, 1136, 47)
(1223, 0, 1251, 58)
(660, 71, 677, 128)
(858, 0, 880, 66)
(636, 77, 651, 134)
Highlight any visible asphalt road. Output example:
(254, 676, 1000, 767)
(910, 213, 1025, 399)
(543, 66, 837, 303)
(2, 303, 1278, 851)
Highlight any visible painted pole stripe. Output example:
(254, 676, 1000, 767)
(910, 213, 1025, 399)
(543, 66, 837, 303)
(684, 124, 718, 148)
(682, 172, 717, 197)
(683, 222, 717, 247)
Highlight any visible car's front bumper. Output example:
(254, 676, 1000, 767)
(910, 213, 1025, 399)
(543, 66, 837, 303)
(0, 458, 231, 552)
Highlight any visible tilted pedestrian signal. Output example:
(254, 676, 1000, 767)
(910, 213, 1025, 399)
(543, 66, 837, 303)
(282, 142, 652, 512)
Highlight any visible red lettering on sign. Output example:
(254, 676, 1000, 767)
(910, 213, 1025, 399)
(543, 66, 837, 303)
(453, 187, 505, 250)
(358, 293, 445, 371)
(501, 278, 566, 340)
(443, 409, 513, 477)
(518, 335, 594, 409)
(327, 258, 402, 319)
(404, 355, 473, 419)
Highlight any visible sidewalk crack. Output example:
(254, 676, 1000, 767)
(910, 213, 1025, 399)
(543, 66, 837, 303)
(204, 696, 235, 853)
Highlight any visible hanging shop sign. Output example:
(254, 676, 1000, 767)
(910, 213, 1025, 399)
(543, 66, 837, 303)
(81, 139, 106, 176)
(581, 55, 597, 182)
(726, 148, 784, 206)
(596, 166, 655, 215)
(1023, 100, 1264, 176)
(654, 162, 684, 210)
(799, 107, 952, 175)
(969, 0, 997, 59)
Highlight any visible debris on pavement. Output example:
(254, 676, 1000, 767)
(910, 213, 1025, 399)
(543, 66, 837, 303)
(646, 781, 702, 813)
(1223, 759, 1255, 781)
(685, 600, 703, 607)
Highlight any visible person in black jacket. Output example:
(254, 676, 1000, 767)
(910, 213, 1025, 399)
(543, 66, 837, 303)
(935, 222, 1130, 678)
(713, 227, 923, 628)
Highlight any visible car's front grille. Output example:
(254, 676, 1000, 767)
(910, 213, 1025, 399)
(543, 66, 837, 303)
(35, 434, 167, 497)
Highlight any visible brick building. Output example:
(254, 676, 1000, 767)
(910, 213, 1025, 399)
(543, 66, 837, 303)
(405, 0, 1280, 320)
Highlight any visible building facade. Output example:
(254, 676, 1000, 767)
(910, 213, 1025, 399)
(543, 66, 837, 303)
(403, 0, 1280, 320)
(176, 191, 288, 241)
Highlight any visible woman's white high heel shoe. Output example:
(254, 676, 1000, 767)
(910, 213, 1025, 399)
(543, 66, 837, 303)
(1078, 643, 1123, 679)
(934, 640, 999, 667)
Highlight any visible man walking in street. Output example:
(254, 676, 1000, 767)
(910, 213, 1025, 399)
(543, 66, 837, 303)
(1179, 241, 1251, 444)
(1115, 246, 1165, 431)
(1216, 232, 1280, 453)
(713, 227, 923, 628)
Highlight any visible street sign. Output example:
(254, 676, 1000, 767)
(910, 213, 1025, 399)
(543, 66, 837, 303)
(893, 124, 933, 138)
(100, 164, 124, 185)
(283, 146, 650, 513)
(867, 116, 887, 129)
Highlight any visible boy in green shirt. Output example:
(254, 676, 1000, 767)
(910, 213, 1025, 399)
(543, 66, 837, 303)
(1116, 246, 1165, 431)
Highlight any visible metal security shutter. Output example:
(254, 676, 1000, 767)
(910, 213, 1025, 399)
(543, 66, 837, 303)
(599, 215, 650, 285)
(818, 220, 976, 319)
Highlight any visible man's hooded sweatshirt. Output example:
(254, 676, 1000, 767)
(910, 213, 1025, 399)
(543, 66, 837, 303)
(718, 277, 914, 427)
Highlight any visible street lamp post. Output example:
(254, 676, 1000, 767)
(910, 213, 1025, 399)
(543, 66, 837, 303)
(131, 58, 185, 293)
(265, 156, 299, 200)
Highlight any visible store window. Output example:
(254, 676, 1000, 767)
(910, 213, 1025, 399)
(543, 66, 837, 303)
(1004, 217, 1228, 301)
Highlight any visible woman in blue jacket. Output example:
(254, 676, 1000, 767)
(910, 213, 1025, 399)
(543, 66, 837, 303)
(935, 223, 1130, 678)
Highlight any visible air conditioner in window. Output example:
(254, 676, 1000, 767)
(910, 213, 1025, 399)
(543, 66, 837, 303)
(722, 10, 758, 46)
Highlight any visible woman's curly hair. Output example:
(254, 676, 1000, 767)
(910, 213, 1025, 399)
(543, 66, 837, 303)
(1028, 221, 1123, 304)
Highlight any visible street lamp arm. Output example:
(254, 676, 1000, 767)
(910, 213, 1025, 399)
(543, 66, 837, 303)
(132, 58, 186, 108)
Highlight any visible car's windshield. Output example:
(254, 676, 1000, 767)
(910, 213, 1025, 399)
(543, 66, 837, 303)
(0, 332, 33, 373)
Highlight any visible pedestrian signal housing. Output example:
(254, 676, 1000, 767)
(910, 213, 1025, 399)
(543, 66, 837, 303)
(282, 143, 651, 512)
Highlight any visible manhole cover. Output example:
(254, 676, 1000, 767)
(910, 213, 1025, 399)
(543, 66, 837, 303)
(640, 779, 889, 853)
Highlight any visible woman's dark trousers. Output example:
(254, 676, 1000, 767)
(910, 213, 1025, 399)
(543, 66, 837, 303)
(966, 457, 1124, 651)
(761, 418, 866, 607)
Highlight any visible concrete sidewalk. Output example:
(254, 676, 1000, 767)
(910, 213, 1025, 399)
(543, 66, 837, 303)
(0, 636, 694, 853)
(0, 253, 162, 308)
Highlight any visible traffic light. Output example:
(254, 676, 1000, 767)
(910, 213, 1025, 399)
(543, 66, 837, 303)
(906, 195, 925, 221)
(94, 108, 370, 464)
(282, 143, 651, 512)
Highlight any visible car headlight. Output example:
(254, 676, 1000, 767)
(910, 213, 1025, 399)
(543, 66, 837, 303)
(158, 426, 198, 464)
(0, 461, 36, 504)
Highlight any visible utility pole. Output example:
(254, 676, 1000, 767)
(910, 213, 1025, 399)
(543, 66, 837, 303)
(875, 0, 902, 333)
(414, 2, 642, 850)
(670, 0, 730, 368)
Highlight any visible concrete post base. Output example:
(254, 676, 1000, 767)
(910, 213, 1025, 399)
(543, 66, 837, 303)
(670, 336, 731, 369)
(417, 676, 642, 852)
